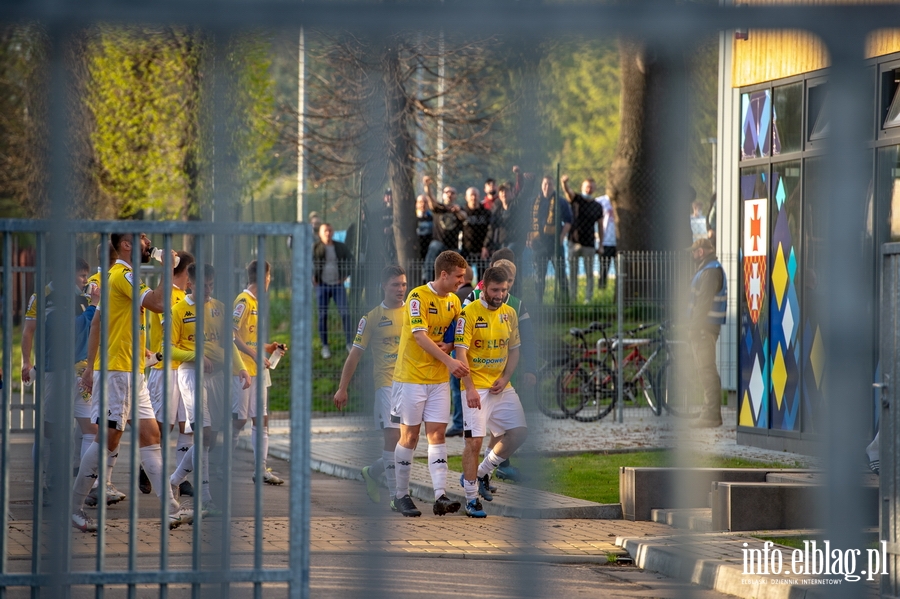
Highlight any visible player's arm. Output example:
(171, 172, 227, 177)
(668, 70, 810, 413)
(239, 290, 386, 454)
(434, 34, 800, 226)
(491, 347, 520, 395)
(412, 330, 468, 378)
(140, 252, 178, 313)
(455, 346, 481, 410)
(334, 346, 365, 410)
(20, 319, 36, 382)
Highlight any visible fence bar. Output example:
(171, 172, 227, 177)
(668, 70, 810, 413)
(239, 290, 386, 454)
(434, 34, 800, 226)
(289, 225, 311, 599)
(29, 233, 44, 586)
(253, 235, 267, 599)
(616, 255, 624, 424)
(1, 232, 12, 587)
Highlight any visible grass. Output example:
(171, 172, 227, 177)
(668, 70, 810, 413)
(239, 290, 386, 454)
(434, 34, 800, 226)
(417, 450, 805, 505)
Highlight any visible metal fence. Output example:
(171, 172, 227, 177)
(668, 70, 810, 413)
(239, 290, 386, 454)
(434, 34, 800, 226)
(0, 220, 311, 597)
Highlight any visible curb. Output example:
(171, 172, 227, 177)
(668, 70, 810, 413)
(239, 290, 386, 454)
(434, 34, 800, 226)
(309, 550, 625, 563)
(245, 438, 623, 520)
(617, 535, 845, 599)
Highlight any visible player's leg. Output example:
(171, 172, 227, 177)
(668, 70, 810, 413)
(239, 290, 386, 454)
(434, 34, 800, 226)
(231, 374, 250, 452)
(422, 382, 459, 516)
(391, 382, 424, 517)
(479, 388, 528, 480)
(249, 381, 281, 485)
(362, 386, 396, 504)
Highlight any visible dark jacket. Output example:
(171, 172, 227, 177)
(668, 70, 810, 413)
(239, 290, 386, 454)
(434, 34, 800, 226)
(312, 241, 354, 285)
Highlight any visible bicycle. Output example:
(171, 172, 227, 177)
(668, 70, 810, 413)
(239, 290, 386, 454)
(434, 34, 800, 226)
(531, 321, 614, 419)
(556, 322, 660, 421)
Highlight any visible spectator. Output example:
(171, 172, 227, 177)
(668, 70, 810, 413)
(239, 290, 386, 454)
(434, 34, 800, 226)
(482, 178, 498, 211)
(313, 223, 355, 359)
(596, 190, 617, 290)
(422, 178, 465, 281)
(561, 175, 604, 303)
(691, 200, 709, 242)
(415, 195, 433, 261)
(308, 212, 322, 238)
(461, 187, 491, 278)
(527, 176, 571, 303)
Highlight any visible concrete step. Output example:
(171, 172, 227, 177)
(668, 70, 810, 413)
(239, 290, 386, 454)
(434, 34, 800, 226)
(650, 508, 714, 531)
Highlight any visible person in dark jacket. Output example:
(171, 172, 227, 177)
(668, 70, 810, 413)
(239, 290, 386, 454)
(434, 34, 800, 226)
(313, 223, 355, 359)
(687, 238, 727, 428)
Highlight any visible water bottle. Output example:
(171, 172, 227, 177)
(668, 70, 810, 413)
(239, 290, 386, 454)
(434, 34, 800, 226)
(23, 367, 36, 388)
(145, 352, 162, 368)
(150, 248, 180, 269)
(267, 346, 285, 370)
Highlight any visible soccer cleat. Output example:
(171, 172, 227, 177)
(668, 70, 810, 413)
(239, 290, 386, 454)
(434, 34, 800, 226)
(361, 466, 380, 503)
(252, 468, 285, 485)
(139, 466, 152, 494)
(478, 474, 493, 502)
(432, 494, 461, 516)
(169, 509, 187, 530)
(321, 345, 331, 360)
(394, 494, 421, 517)
(494, 463, 522, 482)
(201, 501, 223, 518)
(464, 499, 487, 518)
(870, 460, 881, 476)
(108, 482, 127, 503)
(179, 480, 194, 497)
(85, 483, 122, 507)
(72, 510, 98, 532)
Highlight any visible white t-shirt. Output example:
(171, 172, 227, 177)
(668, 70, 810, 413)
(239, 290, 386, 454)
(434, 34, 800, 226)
(596, 195, 617, 247)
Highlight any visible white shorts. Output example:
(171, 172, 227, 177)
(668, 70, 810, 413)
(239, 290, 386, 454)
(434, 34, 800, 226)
(462, 387, 527, 438)
(206, 371, 225, 431)
(232, 376, 268, 420)
(91, 371, 155, 431)
(390, 381, 451, 426)
(147, 368, 182, 426)
(42, 371, 92, 422)
(177, 367, 211, 433)
(373, 386, 399, 430)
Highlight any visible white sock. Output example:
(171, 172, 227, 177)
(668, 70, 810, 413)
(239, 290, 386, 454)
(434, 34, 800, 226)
(382, 450, 396, 496)
(72, 442, 101, 511)
(201, 445, 212, 503)
(428, 443, 448, 499)
(139, 444, 168, 500)
(477, 450, 505, 479)
(463, 478, 478, 501)
(176, 432, 193, 455)
(369, 457, 385, 478)
(81, 434, 95, 459)
(171, 445, 195, 486)
(73, 428, 83, 469)
(251, 426, 269, 471)
(107, 447, 118, 484)
(867, 431, 880, 462)
(231, 426, 242, 452)
(393, 445, 414, 499)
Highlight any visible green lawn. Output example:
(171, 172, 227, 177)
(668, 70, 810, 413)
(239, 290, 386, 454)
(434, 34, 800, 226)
(418, 451, 805, 505)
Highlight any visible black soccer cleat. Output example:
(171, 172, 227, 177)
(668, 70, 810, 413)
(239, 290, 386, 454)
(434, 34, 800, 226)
(432, 494, 461, 516)
(394, 494, 421, 517)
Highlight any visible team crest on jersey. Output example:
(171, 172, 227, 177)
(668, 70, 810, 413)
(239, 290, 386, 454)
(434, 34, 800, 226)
(499, 313, 509, 323)
(233, 302, 246, 319)
(357, 317, 367, 336)
(210, 307, 222, 318)
(428, 301, 438, 314)
(409, 299, 421, 317)
(475, 316, 488, 329)
(378, 315, 392, 327)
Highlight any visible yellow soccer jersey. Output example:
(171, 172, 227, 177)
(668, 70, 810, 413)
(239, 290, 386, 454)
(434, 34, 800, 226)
(454, 299, 520, 391)
(393, 283, 461, 385)
(353, 302, 403, 389)
(232, 289, 261, 377)
(24, 283, 54, 321)
(148, 286, 187, 370)
(86, 270, 103, 291)
(100, 261, 151, 372)
(170, 296, 243, 372)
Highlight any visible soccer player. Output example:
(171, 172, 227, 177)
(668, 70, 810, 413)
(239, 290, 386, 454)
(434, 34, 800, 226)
(464, 250, 536, 483)
(146, 250, 194, 497)
(86, 241, 117, 292)
(333, 265, 407, 507)
(168, 263, 251, 520)
(232, 260, 288, 485)
(74, 233, 179, 532)
(390, 250, 469, 517)
(455, 266, 527, 518)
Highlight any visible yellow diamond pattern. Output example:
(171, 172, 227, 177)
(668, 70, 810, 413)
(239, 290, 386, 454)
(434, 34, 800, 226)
(810, 326, 824, 388)
(740, 391, 755, 426)
(772, 345, 787, 410)
(772, 244, 788, 310)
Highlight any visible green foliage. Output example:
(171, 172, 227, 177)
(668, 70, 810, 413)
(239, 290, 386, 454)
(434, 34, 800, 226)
(86, 27, 204, 219)
(541, 39, 620, 188)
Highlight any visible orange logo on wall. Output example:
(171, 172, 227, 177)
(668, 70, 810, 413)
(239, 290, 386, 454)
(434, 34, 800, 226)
(743, 199, 767, 325)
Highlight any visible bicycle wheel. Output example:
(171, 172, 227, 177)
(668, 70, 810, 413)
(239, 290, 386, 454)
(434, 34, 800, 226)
(641, 366, 664, 417)
(571, 362, 617, 422)
(533, 364, 569, 419)
(557, 358, 599, 417)
(657, 362, 702, 418)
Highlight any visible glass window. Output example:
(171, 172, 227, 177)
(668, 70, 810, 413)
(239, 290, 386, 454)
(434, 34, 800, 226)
(884, 69, 900, 129)
(877, 146, 900, 241)
(773, 83, 802, 154)
(741, 90, 772, 160)
(808, 84, 829, 141)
